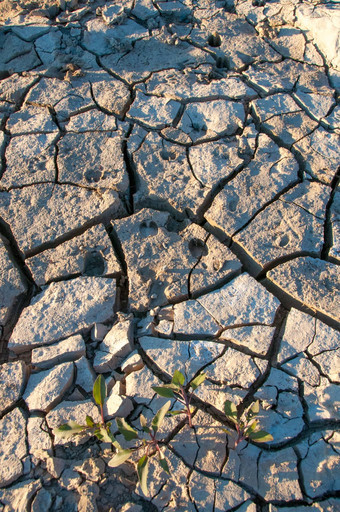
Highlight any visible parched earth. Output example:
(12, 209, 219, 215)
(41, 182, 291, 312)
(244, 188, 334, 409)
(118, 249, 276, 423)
(0, 0, 339, 511)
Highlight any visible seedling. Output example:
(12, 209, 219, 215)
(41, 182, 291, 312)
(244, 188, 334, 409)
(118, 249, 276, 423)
(109, 401, 172, 495)
(53, 375, 115, 444)
(223, 399, 273, 448)
(53, 372, 273, 495)
(53, 375, 172, 496)
(152, 370, 206, 428)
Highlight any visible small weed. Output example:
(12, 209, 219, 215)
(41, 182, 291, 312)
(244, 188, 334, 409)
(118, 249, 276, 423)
(53, 372, 273, 495)
(110, 401, 172, 495)
(53, 375, 172, 495)
(152, 369, 206, 428)
(53, 375, 115, 444)
(223, 399, 273, 448)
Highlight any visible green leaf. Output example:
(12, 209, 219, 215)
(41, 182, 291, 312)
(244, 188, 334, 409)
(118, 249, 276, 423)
(151, 400, 171, 434)
(108, 449, 133, 468)
(158, 452, 170, 474)
(248, 430, 273, 443)
(221, 428, 233, 436)
(116, 417, 138, 441)
(224, 400, 238, 424)
(86, 415, 95, 427)
(245, 420, 258, 435)
(137, 455, 149, 496)
(93, 375, 107, 407)
(168, 409, 186, 416)
(99, 425, 116, 444)
(172, 370, 185, 387)
(57, 422, 83, 431)
(246, 400, 260, 420)
(112, 438, 123, 451)
(152, 386, 176, 398)
(190, 372, 206, 390)
(53, 421, 86, 439)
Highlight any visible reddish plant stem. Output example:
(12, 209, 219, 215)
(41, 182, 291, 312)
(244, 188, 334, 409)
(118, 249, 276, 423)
(180, 386, 193, 428)
(100, 404, 105, 426)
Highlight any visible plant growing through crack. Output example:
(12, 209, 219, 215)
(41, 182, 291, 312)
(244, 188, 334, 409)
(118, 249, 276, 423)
(223, 399, 273, 448)
(53, 372, 273, 494)
(53, 374, 115, 445)
(109, 401, 172, 495)
(53, 374, 172, 495)
(152, 369, 206, 428)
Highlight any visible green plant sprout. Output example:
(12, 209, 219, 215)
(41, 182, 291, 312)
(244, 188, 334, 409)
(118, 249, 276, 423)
(152, 369, 206, 428)
(223, 399, 273, 448)
(53, 372, 273, 495)
(110, 401, 172, 495)
(53, 375, 172, 495)
(53, 375, 115, 444)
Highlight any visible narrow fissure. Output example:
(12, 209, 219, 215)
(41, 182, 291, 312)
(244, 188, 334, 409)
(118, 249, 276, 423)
(321, 167, 340, 260)
(121, 123, 137, 215)
(105, 223, 129, 313)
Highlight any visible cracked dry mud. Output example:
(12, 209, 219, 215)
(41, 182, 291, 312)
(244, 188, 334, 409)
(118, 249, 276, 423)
(0, 0, 339, 511)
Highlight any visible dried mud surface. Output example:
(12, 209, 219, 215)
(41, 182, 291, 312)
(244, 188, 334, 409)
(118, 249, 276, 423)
(0, 0, 339, 511)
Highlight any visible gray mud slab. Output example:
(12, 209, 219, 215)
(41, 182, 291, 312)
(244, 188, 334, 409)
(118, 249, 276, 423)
(295, 3, 340, 70)
(252, 94, 318, 146)
(6, 105, 58, 135)
(0, 183, 124, 256)
(267, 257, 340, 324)
(243, 60, 310, 95)
(26, 223, 121, 286)
(197, 273, 280, 327)
(25, 76, 95, 122)
(90, 73, 130, 117)
(234, 181, 330, 272)
(205, 133, 299, 239)
(220, 325, 275, 356)
(93, 317, 133, 372)
(100, 37, 215, 84)
(293, 128, 340, 184)
(329, 191, 340, 263)
(0, 237, 27, 328)
(0, 33, 40, 74)
(0, 74, 38, 104)
(0, 480, 42, 510)
(2, 132, 58, 187)
(139, 336, 224, 380)
(83, 17, 149, 57)
(188, 129, 256, 189)
(57, 131, 129, 192)
(31, 334, 86, 369)
(23, 361, 74, 412)
(177, 99, 245, 143)
(0, 361, 27, 415)
(132, 131, 208, 216)
(300, 438, 340, 498)
(0, 408, 27, 488)
(8, 276, 116, 353)
(113, 208, 241, 312)
(127, 91, 181, 129)
(189, 14, 280, 71)
(143, 70, 257, 102)
(172, 300, 221, 337)
(62, 109, 118, 132)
